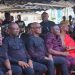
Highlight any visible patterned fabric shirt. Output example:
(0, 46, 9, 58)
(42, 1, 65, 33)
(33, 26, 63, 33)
(27, 35, 48, 60)
(45, 33, 65, 52)
(3, 35, 30, 64)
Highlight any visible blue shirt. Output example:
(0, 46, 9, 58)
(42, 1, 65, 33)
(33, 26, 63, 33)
(27, 35, 48, 60)
(3, 36, 30, 64)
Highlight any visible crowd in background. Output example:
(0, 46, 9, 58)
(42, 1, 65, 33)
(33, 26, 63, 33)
(0, 11, 75, 75)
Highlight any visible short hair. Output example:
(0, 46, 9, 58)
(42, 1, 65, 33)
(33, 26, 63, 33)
(27, 23, 32, 29)
(4, 12, 10, 18)
(63, 16, 66, 18)
(69, 15, 72, 19)
(41, 12, 48, 16)
(17, 15, 21, 17)
(30, 22, 40, 28)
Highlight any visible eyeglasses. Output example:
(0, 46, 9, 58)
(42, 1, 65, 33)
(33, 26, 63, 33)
(31, 26, 42, 29)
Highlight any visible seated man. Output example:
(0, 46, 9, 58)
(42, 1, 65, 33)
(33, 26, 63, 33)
(3, 22, 47, 75)
(0, 34, 12, 75)
(27, 22, 56, 75)
(20, 23, 32, 49)
(45, 25, 69, 75)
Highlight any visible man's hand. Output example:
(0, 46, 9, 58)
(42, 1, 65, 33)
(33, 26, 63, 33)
(62, 52, 70, 56)
(6, 70, 12, 75)
(28, 60, 33, 69)
(48, 54, 53, 61)
(67, 46, 75, 50)
(45, 56, 53, 61)
(18, 61, 29, 69)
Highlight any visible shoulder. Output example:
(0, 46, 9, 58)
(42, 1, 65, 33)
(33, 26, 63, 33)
(46, 32, 54, 37)
(48, 21, 55, 24)
(15, 20, 18, 23)
(3, 36, 10, 41)
(29, 35, 35, 39)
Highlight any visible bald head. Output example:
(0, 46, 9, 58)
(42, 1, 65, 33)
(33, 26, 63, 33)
(30, 22, 42, 35)
(8, 22, 20, 36)
(31, 22, 40, 28)
(8, 22, 18, 29)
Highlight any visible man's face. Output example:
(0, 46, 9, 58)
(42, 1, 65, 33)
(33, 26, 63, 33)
(17, 15, 21, 20)
(53, 26, 60, 35)
(42, 13, 49, 21)
(31, 23, 42, 34)
(9, 23, 20, 36)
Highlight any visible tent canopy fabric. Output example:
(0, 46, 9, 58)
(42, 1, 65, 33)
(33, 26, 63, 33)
(0, 0, 75, 12)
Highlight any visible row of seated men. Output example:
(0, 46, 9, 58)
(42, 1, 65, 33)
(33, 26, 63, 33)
(1, 21, 75, 75)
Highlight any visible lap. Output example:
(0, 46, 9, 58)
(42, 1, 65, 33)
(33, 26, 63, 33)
(33, 61, 47, 72)
(22, 67, 34, 75)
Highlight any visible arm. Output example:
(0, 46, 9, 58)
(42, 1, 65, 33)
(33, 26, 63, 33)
(28, 59, 33, 69)
(48, 48, 68, 56)
(4, 59, 11, 70)
(21, 39, 31, 60)
(4, 59, 12, 75)
(3, 38, 19, 64)
(45, 34, 69, 56)
(67, 46, 75, 50)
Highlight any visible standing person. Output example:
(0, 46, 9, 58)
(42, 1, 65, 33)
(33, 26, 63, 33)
(45, 25, 69, 75)
(60, 16, 69, 25)
(15, 15, 25, 33)
(0, 34, 12, 75)
(40, 12, 55, 38)
(27, 22, 56, 75)
(69, 15, 72, 26)
(2, 12, 11, 37)
(3, 22, 47, 75)
(20, 23, 32, 49)
(2, 12, 11, 25)
(61, 16, 66, 23)
(10, 16, 14, 22)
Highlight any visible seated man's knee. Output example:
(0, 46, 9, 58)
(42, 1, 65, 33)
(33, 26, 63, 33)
(59, 57, 67, 64)
(23, 67, 34, 75)
(39, 64, 47, 73)
(33, 62, 47, 73)
(46, 60, 54, 65)
(0, 71, 4, 75)
(12, 65, 22, 75)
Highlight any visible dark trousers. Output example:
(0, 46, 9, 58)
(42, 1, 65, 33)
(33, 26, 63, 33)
(0, 65, 22, 75)
(35, 59, 56, 75)
(12, 61, 47, 75)
(53, 56, 69, 75)
(0, 69, 4, 75)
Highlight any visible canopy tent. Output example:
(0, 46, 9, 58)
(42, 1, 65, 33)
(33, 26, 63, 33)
(0, 1, 75, 12)
(0, 0, 74, 25)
